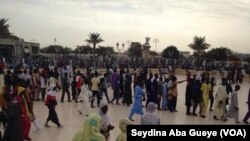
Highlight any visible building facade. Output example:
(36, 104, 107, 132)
(0, 38, 40, 58)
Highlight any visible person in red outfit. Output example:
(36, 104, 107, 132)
(16, 87, 32, 141)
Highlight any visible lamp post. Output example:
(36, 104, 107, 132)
(168, 50, 173, 66)
(55, 47, 59, 59)
(116, 42, 125, 65)
(153, 38, 159, 53)
(54, 38, 57, 46)
(117, 42, 124, 53)
(226, 51, 230, 67)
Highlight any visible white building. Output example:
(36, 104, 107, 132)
(0, 38, 40, 58)
(180, 51, 190, 58)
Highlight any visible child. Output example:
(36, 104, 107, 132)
(222, 85, 241, 123)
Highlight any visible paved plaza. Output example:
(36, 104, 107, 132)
(30, 75, 250, 141)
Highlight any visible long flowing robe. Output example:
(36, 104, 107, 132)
(123, 74, 132, 105)
(72, 113, 105, 141)
(3, 100, 24, 141)
(226, 91, 239, 120)
(16, 87, 31, 139)
(77, 84, 90, 116)
(130, 85, 144, 115)
(161, 82, 168, 109)
(214, 85, 228, 118)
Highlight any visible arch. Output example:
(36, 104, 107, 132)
(0, 45, 14, 58)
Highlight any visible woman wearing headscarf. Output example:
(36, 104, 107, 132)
(116, 119, 133, 141)
(141, 102, 160, 125)
(98, 102, 114, 141)
(16, 86, 32, 140)
(44, 85, 63, 128)
(72, 113, 105, 141)
(77, 78, 90, 116)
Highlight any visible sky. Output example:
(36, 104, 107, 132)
(1, 0, 250, 53)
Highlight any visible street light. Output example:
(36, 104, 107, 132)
(116, 42, 124, 53)
(55, 47, 59, 59)
(226, 51, 230, 67)
(153, 38, 159, 53)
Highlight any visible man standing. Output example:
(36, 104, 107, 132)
(213, 78, 229, 120)
(200, 79, 211, 118)
(91, 72, 100, 107)
(243, 88, 250, 124)
(61, 73, 71, 102)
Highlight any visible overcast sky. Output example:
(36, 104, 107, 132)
(1, 0, 250, 53)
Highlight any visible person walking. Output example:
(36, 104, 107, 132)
(128, 78, 144, 121)
(45, 86, 63, 128)
(243, 88, 250, 124)
(222, 85, 241, 123)
(77, 78, 90, 116)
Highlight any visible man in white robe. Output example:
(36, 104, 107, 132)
(213, 78, 228, 120)
(77, 79, 90, 116)
(222, 85, 240, 123)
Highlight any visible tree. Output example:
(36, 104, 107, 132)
(229, 55, 240, 62)
(61, 47, 72, 55)
(74, 45, 93, 54)
(41, 45, 72, 55)
(127, 42, 142, 57)
(161, 45, 180, 59)
(205, 47, 232, 61)
(96, 46, 114, 57)
(188, 36, 211, 67)
(244, 57, 250, 63)
(149, 51, 157, 56)
(86, 33, 104, 59)
(0, 18, 19, 40)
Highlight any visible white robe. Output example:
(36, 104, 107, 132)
(223, 91, 239, 121)
(77, 84, 90, 115)
(214, 85, 228, 118)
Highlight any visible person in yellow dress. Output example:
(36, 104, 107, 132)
(72, 113, 105, 141)
(200, 79, 211, 118)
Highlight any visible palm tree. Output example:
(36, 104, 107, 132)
(0, 18, 11, 38)
(0, 18, 19, 40)
(188, 36, 210, 68)
(86, 33, 104, 59)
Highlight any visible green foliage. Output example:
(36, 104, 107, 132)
(244, 57, 250, 63)
(188, 36, 211, 52)
(96, 46, 114, 56)
(41, 45, 72, 55)
(161, 45, 180, 59)
(86, 33, 104, 58)
(149, 51, 157, 56)
(229, 55, 240, 61)
(127, 42, 142, 57)
(205, 47, 232, 61)
(75, 45, 93, 54)
(188, 36, 210, 67)
(0, 18, 19, 40)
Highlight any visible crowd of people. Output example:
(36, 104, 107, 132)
(0, 60, 249, 141)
